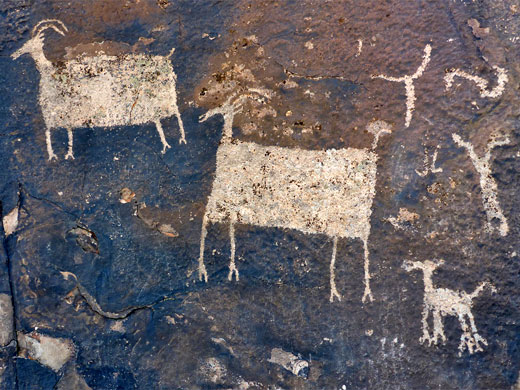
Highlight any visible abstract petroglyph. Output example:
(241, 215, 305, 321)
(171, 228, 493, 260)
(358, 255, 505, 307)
(198, 93, 391, 303)
(11, 20, 186, 160)
(444, 66, 508, 99)
(403, 260, 495, 355)
(452, 133, 510, 236)
(372, 44, 431, 127)
(415, 146, 443, 177)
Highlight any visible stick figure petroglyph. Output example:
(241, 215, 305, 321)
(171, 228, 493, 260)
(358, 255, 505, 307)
(198, 93, 391, 303)
(415, 146, 443, 177)
(372, 44, 432, 128)
(452, 132, 510, 236)
(11, 20, 186, 160)
(403, 259, 496, 355)
(445, 66, 508, 99)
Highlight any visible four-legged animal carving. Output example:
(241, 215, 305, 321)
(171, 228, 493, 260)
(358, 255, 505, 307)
(199, 92, 391, 303)
(11, 19, 186, 160)
(403, 259, 496, 355)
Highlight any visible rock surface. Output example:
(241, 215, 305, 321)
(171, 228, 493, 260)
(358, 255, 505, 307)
(1, 0, 520, 389)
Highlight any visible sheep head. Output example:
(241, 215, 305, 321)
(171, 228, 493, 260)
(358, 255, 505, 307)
(11, 19, 68, 60)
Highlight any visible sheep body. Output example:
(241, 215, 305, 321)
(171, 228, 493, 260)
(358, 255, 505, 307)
(206, 141, 377, 239)
(43, 54, 181, 129)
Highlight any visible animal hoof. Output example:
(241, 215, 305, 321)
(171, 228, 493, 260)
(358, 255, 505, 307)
(48, 153, 58, 161)
(161, 144, 172, 154)
(198, 265, 208, 283)
(330, 289, 341, 303)
(362, 290, 374, 303)
(179, 137, 187, 145)
(227, 268, 239, 282)
(65, 153, 75, 160)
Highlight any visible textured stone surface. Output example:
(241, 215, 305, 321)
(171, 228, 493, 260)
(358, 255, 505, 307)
(1, 0, 520, 389)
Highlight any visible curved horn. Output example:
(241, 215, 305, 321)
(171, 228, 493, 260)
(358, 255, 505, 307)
(32, 19, 68, 37)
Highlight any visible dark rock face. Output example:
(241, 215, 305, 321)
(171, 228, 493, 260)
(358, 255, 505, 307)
(1, 1, 520, 389)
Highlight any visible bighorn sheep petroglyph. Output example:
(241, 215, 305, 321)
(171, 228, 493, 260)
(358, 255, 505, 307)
(11, 19, 186, 160)
(403, 259, 496, 355)
(452, 132, 510, 236)
(198, 93, 391, 303)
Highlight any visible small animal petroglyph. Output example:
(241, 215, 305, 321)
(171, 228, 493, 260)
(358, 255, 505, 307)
(415, 146, 443, 177)
(403, 259, 495, 355)
(372, 44, 431, 127)
(444, 66, 508, 99)
(452, 132, 510, 236)
(11, 20, 186, 160)
(198, 93, 391, 303)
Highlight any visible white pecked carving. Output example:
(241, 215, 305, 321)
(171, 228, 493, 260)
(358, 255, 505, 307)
(11, 20, 186, 160)
(403, 259, 495, 355)
(452, 132, 510, 236)
(445, 66, 508, 99)
(198, 93, 391, 303)
(372, 44, 432, 128)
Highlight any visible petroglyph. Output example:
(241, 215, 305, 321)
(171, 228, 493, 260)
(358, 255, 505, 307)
(372, 44, 432, 127)
(415, 146, 443, 177)
(198, 92, 391, 302)
(403, 260, 495, 355)
(11, 19, 186, 160)
(452, 133, 510, 236)
(445, 66, 508, 99)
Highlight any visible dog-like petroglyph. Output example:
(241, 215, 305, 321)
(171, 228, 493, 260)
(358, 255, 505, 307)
(372, 44, 431, 128)
(403, 259, 495, 355)
(11, 20, 186, 160)
(198, 93, 391, 303)
(452, 132, 510, 236)
(444, 66, 508, 99)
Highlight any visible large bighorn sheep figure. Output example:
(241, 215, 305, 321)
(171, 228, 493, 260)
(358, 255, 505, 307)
(11, 19, 186, 160)
(198, 91, 391, 303)
(403, 259, 496, 355)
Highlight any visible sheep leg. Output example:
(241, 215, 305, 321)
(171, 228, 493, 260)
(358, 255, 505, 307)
(329, 236, 341, 302)
(432, 309, 446, 344)
(64, 128, 74, 160)
(467, 311, 487, 349)
(154, 120, 171, 154)
(362, 239, 374, 303)
(45, 127, 57, 161)
(170, 92, 186, 144)
(198, 212, 209, 282)
(227, 214, 239, 281)
(457, 312, 473, 355)
(419, 307, 432, 345)
(175, 111, 186, 145)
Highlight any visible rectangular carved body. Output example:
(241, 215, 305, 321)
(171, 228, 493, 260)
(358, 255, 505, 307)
(206, 141, 378, 240)
(41, 54, 179, 129)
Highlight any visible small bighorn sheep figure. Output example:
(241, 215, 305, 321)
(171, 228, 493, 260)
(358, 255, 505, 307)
(199, 90, 391, 303)
(11, 19, 186, 160)
(403, 259, 496, 355)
